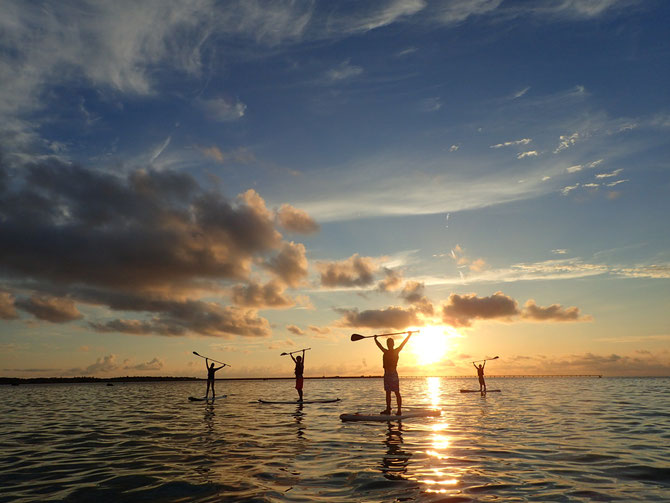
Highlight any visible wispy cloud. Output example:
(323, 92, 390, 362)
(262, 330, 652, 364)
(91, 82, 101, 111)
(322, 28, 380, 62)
(322, 59, 363, 83)
(490, 138, 532, 148)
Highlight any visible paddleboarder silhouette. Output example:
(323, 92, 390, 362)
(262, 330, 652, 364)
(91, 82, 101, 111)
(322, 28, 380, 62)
(473, 361, 486, 392)
(290, 350, 305, 401)
(375, 333, 412, 415)
(205, 359, 225, 400)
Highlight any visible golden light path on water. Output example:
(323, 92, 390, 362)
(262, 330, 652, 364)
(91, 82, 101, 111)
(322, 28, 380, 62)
(420, 376, 460, 493)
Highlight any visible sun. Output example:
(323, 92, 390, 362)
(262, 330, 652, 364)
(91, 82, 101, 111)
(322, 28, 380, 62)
(410, 326, 457, 366)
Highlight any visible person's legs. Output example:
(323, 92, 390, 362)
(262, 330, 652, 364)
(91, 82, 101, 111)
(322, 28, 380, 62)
(394, 391, 402, 415)
(382, 390, 392, 414)
(205, 380, 211, 398)
(211, 380, 216, 398)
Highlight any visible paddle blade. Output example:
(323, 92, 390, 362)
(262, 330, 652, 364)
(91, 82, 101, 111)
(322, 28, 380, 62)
(193, 351, 200, 356)
(350, 333, 365, 341)
(280, 352, 288, 356)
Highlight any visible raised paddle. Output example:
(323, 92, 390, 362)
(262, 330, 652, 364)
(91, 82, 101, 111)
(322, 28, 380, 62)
(472, 356, 499, 363)
(193, 351, 230, 367)
(280, 348, 311, 356)
(350, 330, 419, 341)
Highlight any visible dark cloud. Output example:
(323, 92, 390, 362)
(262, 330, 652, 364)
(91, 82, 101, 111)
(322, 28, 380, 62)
(287, 324, 304, 335)
(276, 204, 320, 234)
(0, 291, 18, 319)
(0, 158, 313, 337)
(125, 357, 164, 371)
(442, 291, 520, 327)
(15, 295, 82, 323)
(337, 306, 421, 330)
(399, 281, 434, 315)
(521, 299, 591, 322)
(231, 280, 294, 308)
(318, 253, 377, 288)
(90, 301, 271, 338)
(377, 267, 403, 292)
(264, 241, 309, 287)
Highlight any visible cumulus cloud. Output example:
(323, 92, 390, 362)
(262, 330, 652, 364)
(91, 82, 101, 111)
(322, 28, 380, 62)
(231, 280, 294, 308)
(0, 159, 313, 337)
(442, 291, 520, 327)
(125, 357, 164, 371)
(337, 306, 422, 330)
(264, 241, 309, 287)
(90, 302, 271, 338)
(276, 204, 320, 234)
(15, 295, 83, 323)
(287, 324, 304, 335)
(80, 354, 120, 375)
(377, 267, 403, 292)
(399, 281, 434, 315)
(521, 299, 591, 322)
(318, 254, 378, 288)
(0, 291, 18, 320)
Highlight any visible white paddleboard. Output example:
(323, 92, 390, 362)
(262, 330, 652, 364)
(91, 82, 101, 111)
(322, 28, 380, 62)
(258, 398, 340, 404)
(340, 409, 440, 422)
(188, 394, 227, 402)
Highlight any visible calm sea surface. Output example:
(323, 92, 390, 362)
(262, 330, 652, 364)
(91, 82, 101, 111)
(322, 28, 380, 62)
(0, 377, 668, 502)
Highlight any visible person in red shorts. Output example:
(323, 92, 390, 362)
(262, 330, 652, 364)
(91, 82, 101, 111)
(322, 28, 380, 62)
(374, 333, 412, 415)
(290, 349, 305, 401)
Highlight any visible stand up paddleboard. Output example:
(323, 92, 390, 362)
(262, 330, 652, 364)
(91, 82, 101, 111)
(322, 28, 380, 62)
(188, 395, 227, 402)
(340, 409, 440, 422)
(460, 389, 501, 393)
(258, 398, 340, 404)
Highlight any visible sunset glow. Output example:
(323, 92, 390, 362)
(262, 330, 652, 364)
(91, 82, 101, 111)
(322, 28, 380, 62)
(410, 327, 457, 366)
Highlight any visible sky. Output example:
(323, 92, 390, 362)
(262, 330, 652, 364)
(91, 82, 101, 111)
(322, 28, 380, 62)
(1, 0, 669, 379)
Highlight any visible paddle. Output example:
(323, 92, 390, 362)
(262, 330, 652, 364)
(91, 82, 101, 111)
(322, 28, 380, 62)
(350, 330, 419, 341)
(280, 348, 311, 356)
(472, 356, 499, 363)
(193, 351, 230, 367)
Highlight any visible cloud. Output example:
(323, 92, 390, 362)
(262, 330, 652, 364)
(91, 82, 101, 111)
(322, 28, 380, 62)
(125, 357, 164, 371)
(377, 268, 403, 292)
(512, 86, 530, 99)
(450, 245, 487, 273)
(400, 281, 434, 315)
(322, 59, 363, 83)
(198, 97, 247, 121)
(264, 241, 309, 287)
(442, 291, 520, 327)
(337, 306, 422, 330)
(0, 292, 18, 320)
(309, 325, 330, 334)
(80, 354, 120, 375)
(15, 295, 83, 323)
(287, 324, 304, 335)
(595, 168, 623, 179)
(554, 132, 580, 153)
(420, 97, 442, 112)
(318, 254, 378, 288)
(490, 138, 532, 148)
(198, 146, 256, 164)
(90, 302, 271, 338)
(231, 280, 294, 308)
(517, 150, 538, 159)
(606, 179, 628, 187)
(521, 299, 591, 322)
(276, 204, 320, 234)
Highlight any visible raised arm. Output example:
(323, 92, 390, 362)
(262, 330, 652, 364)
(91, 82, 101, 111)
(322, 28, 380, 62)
(397, 332, 412, 351)
(205, 358, 210, 370)
(290, 353, 297, 363)
(482, 361, 486, 369)
(472, 362, 477, 369)
(374, 336, 386, 352)
(215, 364, 225, 371)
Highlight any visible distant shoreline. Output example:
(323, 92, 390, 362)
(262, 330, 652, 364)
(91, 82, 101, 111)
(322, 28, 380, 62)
(0, 374, 626, 385)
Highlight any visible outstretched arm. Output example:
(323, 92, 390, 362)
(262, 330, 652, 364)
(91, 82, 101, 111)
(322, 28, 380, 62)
(290, 354, 297, 363)
(482, 361, 486, 369)
(205, 358, 209, 370)
(472, 362, 477, 369)
(301, 349, 305, 363)
(397, 332, 412, 351)
(374, 336, 385, 352)
(215, 364, 225, 371)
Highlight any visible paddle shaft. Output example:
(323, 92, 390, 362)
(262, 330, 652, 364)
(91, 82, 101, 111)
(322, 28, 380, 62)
(281, 348, 311, 356)
(193, 351, 229, 366)
(472, 356, 499, 363)
(351, 330, 418, 341)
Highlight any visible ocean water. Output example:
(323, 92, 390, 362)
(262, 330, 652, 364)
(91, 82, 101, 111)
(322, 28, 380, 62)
(0, 377, 668, 502)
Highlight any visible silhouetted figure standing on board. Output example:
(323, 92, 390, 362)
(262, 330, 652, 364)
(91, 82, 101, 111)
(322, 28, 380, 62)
(473, 361, 486, 392)
(205, 358, 225, 399)
(375, 333, 412, 415)
(291, 350, 305, 401)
